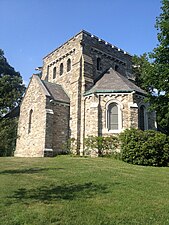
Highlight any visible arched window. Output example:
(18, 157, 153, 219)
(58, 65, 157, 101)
(60, 63, 63, 76)
(67, 59, 71, 72)
(53, 67, 56, 79)
(106, 101, 123, 132)
(108, 103, 118, 130)
(139, 105, 147, 130)
(28, 109, 33, 134)
(97, 58, 101, 70)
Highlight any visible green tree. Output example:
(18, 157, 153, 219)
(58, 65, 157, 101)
(0, 49, 25, 116)
(132, 53, 153, 90)
(0, 118, 18, 156)
(133, 0, 169, 134)
(0, 49, 25, 156)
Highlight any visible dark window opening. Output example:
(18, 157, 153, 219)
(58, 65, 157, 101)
(28, 109, 33, 134)
(139, 105, 145, 130)
(46, 65, 49, 81)
(97, 58, 101, 70)
(60, 63, 63, 76)
(67, 59, 71, 72)
(115, 65, 119, 72)
(53, 67, 56, 79)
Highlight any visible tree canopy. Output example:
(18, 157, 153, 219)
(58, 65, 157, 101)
(0, 49, 25, 117)
(0, 49, 25, 156)
(133, 0, 169, 134)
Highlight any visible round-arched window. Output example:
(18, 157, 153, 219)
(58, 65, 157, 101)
(107, 103, 118, 130)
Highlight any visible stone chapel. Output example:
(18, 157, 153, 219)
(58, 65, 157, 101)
(15, 30, 156, 157)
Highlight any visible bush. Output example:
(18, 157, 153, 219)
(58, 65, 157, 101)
(119, 128, 169, 166)
(62, 138, 77, 155)
(84, 135, 119, 157)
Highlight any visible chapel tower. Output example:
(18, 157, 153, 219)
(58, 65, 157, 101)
(15, 30, 156, 157)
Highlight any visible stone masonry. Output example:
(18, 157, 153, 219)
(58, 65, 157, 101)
(15, 30, 156, 157)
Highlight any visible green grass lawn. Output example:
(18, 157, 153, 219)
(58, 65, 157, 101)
(0, 156, 169, 225)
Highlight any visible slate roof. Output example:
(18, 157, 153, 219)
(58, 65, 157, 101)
(85, 68, 146, 96)
(3, 106, 20, 118)
(42, 80, 70, 104)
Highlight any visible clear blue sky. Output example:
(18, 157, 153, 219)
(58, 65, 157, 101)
(1, 0, 161, 85)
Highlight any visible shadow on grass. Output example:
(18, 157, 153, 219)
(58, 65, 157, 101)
(8, 182, 112, 204)
(0, 167, 64, 174)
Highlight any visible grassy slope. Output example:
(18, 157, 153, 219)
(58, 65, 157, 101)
(0, 156, 169, 225)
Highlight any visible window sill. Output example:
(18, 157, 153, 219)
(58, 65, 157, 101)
(102, 128, 123, 134)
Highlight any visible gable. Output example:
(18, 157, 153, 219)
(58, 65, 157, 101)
(21, 74, 70, 107)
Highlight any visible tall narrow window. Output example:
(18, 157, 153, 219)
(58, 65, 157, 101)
(28, 109, 33, 134)
(108, 103, 118, 130)
(139, 105, 145, 130)
(115, 65, 119, 72)
(97, 58, 101, 70)
(53, 67, 56, 79)
(67, 59, 71, 72)
(60, 63, 63, 75)
(46, 65, 49, 81)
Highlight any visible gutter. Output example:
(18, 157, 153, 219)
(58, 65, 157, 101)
(84, 89, 147, 97)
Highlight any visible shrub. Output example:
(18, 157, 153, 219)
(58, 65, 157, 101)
(62, 138, 77, 155)
(84, 135, 119, 157)
(119, 128, 169, 166)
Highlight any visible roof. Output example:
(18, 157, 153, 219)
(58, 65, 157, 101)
(84, 68, 147, 96)
(42, 80, 70, 104)
(3, 106, 20, 118)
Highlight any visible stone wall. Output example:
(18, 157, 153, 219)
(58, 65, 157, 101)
(44, 100, 54, 156)
(15, 75, 70, 157)
(15, 75, 47, 157)
(40, 30, 156, 156)
(81, 31, 133, 91)
(79, 31, 134, 152)
(84, 93, 135, 139)
(41, 30, 134, 154)
(52, 102, 70, 155)
(42, 32, 83, 153)
(83, 91, 157, 143)
(16, 30, 156, 157)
